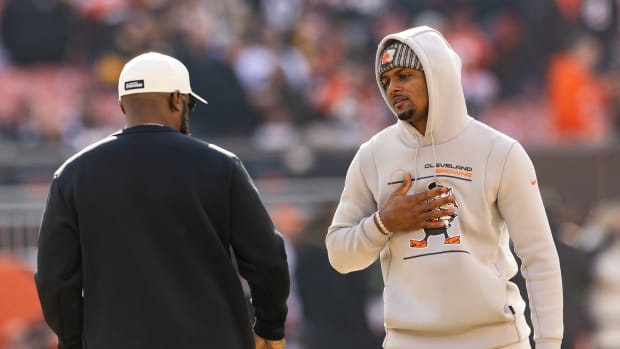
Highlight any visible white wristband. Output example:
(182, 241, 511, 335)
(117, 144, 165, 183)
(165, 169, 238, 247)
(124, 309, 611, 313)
(374, 211, 392, 236)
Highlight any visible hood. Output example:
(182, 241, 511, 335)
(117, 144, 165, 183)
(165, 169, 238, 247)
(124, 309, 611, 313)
(375, 26, 471, 146)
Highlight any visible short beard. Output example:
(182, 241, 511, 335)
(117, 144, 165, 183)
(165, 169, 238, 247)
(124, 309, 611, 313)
(180, 103, 191, 135)
(397, 109, 414, 121)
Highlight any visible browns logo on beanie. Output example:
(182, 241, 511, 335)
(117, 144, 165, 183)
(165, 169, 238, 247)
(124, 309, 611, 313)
(377, 41, 423, 83)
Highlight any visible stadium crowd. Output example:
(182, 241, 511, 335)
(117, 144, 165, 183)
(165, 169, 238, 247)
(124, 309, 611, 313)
(0, 0, 619, 153)
(1, 0, 620, 348)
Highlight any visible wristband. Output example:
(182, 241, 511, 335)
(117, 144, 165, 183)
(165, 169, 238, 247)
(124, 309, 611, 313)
(374, 211, 392, 236)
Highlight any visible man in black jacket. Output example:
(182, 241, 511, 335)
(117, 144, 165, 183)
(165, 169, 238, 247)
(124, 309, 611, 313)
(34, 52, 289, 349)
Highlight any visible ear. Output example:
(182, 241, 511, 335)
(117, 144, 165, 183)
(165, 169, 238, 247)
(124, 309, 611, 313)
(169, 91, 183, 112)
(118, 100, 126, 115)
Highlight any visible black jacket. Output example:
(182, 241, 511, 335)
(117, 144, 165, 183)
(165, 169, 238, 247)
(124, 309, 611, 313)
(35, 125, 289, 349)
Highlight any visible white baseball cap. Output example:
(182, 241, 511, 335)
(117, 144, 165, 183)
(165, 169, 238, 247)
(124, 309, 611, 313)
(118, 52, 208, 104)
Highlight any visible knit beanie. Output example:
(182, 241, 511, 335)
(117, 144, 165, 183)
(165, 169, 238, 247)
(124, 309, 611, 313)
(377, 41, 423, 82)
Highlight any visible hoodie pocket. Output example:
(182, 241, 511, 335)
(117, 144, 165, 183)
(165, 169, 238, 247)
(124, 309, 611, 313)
(383, 251, 513, 333)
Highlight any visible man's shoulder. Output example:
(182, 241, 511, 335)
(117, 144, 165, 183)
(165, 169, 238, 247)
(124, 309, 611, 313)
(53, 135, 118, 179)
(361, 123, 400, 148)
(468, 119, 518, 146)
(204, 142, 238, 160)
(184, 137, 240, 162)
(467, 119, 528, 167)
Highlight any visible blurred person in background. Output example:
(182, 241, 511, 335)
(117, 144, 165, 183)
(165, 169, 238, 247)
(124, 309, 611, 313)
(511, 188, 595, 349)
(34, 52, 289, 349)
(546, 32, 613, 145)
(442, 3, 499, 116)
(326, 26, 563, 349)
(267, 202, 307, 349)
(231, 27, 313, 152)
(0, 253, 54, 349)
(580, 201, 620, 349)
(295, 202, 381, 349)
(167, 3, 261, 137)
(0, 0, 73, 65)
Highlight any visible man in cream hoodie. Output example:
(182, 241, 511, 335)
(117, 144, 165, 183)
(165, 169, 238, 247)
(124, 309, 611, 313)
(326, 26, 563, 349)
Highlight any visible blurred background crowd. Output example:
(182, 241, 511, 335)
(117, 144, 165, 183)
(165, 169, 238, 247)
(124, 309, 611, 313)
(0, 0, 620, 348)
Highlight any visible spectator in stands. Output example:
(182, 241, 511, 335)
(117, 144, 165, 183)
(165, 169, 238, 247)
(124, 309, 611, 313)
(546, 32, 612, 145)
(1, 0, 73, 65)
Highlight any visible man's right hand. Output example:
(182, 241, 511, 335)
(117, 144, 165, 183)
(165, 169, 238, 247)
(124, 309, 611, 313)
(378, 171, 456, 233)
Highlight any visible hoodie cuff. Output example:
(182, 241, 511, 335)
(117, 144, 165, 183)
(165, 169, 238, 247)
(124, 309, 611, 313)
(362, 213, 392, 245)
(534, 339, 562, 349)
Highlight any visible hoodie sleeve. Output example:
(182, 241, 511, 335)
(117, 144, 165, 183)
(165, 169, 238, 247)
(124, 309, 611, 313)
(326, 145, 391, 274)
(497, 142, 563, 349)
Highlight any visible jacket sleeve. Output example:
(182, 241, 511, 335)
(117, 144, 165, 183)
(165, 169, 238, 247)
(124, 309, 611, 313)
(34, 176, 83, 349)
(497, 142, 563, 349)
(325, 146, 390, 274)
(228, 158, 289, 340)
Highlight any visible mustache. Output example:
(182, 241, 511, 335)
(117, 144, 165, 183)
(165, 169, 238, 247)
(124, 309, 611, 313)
(390, 93, 408, 105)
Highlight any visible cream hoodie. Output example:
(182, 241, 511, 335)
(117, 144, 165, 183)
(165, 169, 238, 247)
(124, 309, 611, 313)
(326, 26, 563, 349)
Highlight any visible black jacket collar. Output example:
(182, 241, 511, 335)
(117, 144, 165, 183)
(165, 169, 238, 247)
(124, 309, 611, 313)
(115, 124, 177, 136)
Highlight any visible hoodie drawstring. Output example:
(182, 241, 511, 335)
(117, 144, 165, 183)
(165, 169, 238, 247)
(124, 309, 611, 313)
(412, 133, 420, 193)
(430, 133, 438, 183)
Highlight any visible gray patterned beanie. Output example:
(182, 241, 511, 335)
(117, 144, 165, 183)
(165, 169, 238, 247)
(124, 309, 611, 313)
(377, 41, 423, 82)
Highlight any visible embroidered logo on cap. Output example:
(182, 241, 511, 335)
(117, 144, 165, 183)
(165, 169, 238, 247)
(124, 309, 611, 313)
(381, 48, 396, 65)
(124, 80, 145, 91)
